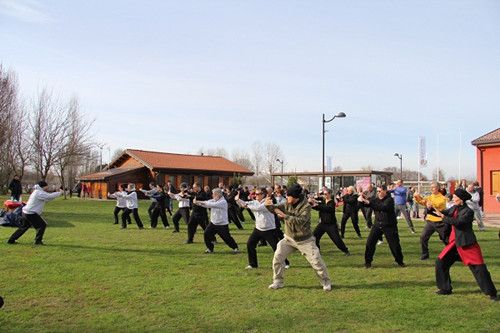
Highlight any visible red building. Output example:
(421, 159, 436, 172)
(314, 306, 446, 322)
(78, 149, 253, 199)
(472, 128, 500, 214)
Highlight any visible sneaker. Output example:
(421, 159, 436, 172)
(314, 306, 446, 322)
(184, 240, 193, 244)
(172, 230, 179, 233)
(411, 229, 416, 234)
(204, 249, 213, 254)
(377, 240, 384, 245)
(397, 262, 407, 268)
(164, 226, 170, 229)
(489, 295, 498, 301)
(34, 241, 44, 246)
(245, 265, 254, 270)
(285, 264, 290, 269)
(365, 262, 372, 269)
(268, 282, 284, 290)
(232, 248, 240, 254)
(323, 283, 332, 292)
(344, 251, 351, 256)
(7, 240, 17, 244)
(420, 254, 429, 260)
(435, 289, 452, 295)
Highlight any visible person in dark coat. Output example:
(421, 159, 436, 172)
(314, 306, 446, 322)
(150, 185, 170, 229)
(340, 186, 362, 238)
(185, 182, 211, 244)
(358, 184, 405, 268)
(433, 188, 497, 300)
(309, 188, 350, 256)
(9, 175, 22, 201)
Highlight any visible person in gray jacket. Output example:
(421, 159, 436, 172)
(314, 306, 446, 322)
(7, 181, 63, 245)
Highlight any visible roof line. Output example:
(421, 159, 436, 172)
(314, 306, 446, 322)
(126, 148, 226, 159)
(125, 149, 153, 170)
(471, 127, 500, 145)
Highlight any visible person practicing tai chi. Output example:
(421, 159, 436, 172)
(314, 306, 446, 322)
(433, 188, 497, 301)
(193, 188, 239, 254)
(309, 188, 350, 256)
(358, 184, 406, 269)
(236, 187, 289, 269)
(185, 182, 210, 244)
(389, 180, 416, 234)
(7, 181, 63, 245)
(110, 183, 144, 229)
(108, 184, 131, 225)
(149, 184, 170, 229)
(414, 182, 449, 260)
(340, 186, 362, 239)
(140, 182, 159, 226)
(265, 184, 332, 291)
(168, 182, 191, 233)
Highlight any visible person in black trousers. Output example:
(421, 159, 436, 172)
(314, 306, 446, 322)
(309, 188, 350, 256)
(150, 184, 170, 228)
(112, 184, 144, 229)
(185, 182, 211, 244)
(9, 175, 22, 201)
(108, 184, 131, 225)
(358, 184, 405, 268)
(433, 188, 497, 300)
(226, 186, 244, 230)
(8, 181, 63, 245)
(168, 183, 191, 233)
(140, 182, 158, 224)
(340, 186, 362, 238)
(360, 184, 376, 229)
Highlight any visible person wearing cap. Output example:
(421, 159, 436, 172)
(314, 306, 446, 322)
(193, 188, 239, 254)
(167, 182, 191, 233)
(358, 184, 406, 268)
(265, 184, 332, 291)
(7, 180, 63, 245)
(414, 182, 449, 260)
(433, 188, 497, 300)
(236, 187, 289, 269)
(309, 188, 350, 256)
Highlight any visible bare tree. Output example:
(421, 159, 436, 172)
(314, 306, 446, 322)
(29, 89, 69, 181)
(197, 147, 228, 158)
(264, 142, 283, 177)
(231, 149, 253, 171)
(111, 148, 125, 162)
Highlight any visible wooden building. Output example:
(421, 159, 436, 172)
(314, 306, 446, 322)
(78, 149, 253, 199)
(472, 128, 500, 214)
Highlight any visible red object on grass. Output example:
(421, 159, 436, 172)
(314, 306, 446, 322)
(3, 200, 23, 209)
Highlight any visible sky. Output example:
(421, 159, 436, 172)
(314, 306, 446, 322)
(1, 0, 499, 180)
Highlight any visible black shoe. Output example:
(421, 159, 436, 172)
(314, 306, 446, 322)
(184, 240, 193, 244)
(420, 254, 429, 260)
(113, 222, 118, 225)
(489, 295, 498, 301)
(365, 262, 372, 269)
(7, 240, 17, 244)
(34, 241, 44, 246)
(397, 262, 406, 268)
(172, 230, 179, 233)
(435, 289, 452, 295)
(344, 251, 351, 256)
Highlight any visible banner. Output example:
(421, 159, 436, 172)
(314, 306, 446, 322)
(418, 136, 427, 167)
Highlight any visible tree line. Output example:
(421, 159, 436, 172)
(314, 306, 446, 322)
(0, 65, 98, 194)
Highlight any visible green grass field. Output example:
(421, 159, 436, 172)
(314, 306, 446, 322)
(0, 197, 498, 332)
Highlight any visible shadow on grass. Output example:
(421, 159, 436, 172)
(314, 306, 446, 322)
(51, 242, 198, 257)
(286, 280, 481, 291)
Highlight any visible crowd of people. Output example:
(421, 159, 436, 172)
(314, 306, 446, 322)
(2, 176, 498, 301)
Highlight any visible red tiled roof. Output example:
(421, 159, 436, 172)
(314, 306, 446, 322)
(123, 149, 254, 175)
(471, 128, 500, 146)
(78, 167, 143, 181)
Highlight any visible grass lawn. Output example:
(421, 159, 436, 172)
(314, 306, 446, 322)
(0, 196, 499, 332)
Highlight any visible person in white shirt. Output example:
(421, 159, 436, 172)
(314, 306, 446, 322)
(108, 184, 131, 225)
(168, 182, 191, 233)
(236, 188, 289, 269)
(7, 181, 63, 245)
(193, 188, 239, 254)
(466, 184, 485, 231)
(111, 183, 144, 229)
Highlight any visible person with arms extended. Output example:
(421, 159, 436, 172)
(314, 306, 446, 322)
(340, 186, 362, 239)
(108, 184, 131, 225)
(433, 188, 497, 300)
(265, 184, 332, 291)
(358, 184, 406, 268)
(389, 180, 415, 234)
(309, 188, 350, 256)
(7, 181, 63, 245)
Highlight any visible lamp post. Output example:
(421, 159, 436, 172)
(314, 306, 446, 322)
(322, 112, 346, 187)
(394, 152, 403, 180)
(276, 158, 284, 185)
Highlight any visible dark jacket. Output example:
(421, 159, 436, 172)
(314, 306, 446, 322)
(366, 194, 397, 227)
(442, 204, 476, 247)
(9, 179, 22, 196)
(312, 200, 337, 225)
(191, 190, 209, 216)
(342, 193, 359, 214)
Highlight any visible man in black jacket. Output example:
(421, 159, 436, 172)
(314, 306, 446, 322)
(185, 182, 211, 244)
(9, 175, 22, 201)
(358, 184, 405, 268)
(309, 188, 350, 256)
(433, 188, 497, 300)
(340, 186, 362, 238)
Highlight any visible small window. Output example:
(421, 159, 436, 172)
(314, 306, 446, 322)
(492, 170, 500, 195)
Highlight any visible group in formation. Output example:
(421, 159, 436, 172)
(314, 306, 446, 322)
(2, 178, 498, 301)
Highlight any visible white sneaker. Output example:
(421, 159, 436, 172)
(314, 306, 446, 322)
(164, 226, 170, 229)
(377, 240, 384, 245)
(245, 265, 254, 270)
(232, 248, 240, 254)
(204, 249, 213, 254)
(285, 264, 290, 269)
(323, 284, 332, 292)
(268, 282, 284, 290)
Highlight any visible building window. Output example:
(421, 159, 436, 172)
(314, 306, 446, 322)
(492, 170, 500, 195)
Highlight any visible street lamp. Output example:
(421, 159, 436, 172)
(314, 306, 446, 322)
(276, 158, 284, 185)
(322, 112, 346, 187)
(394, 152, 403, 180)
